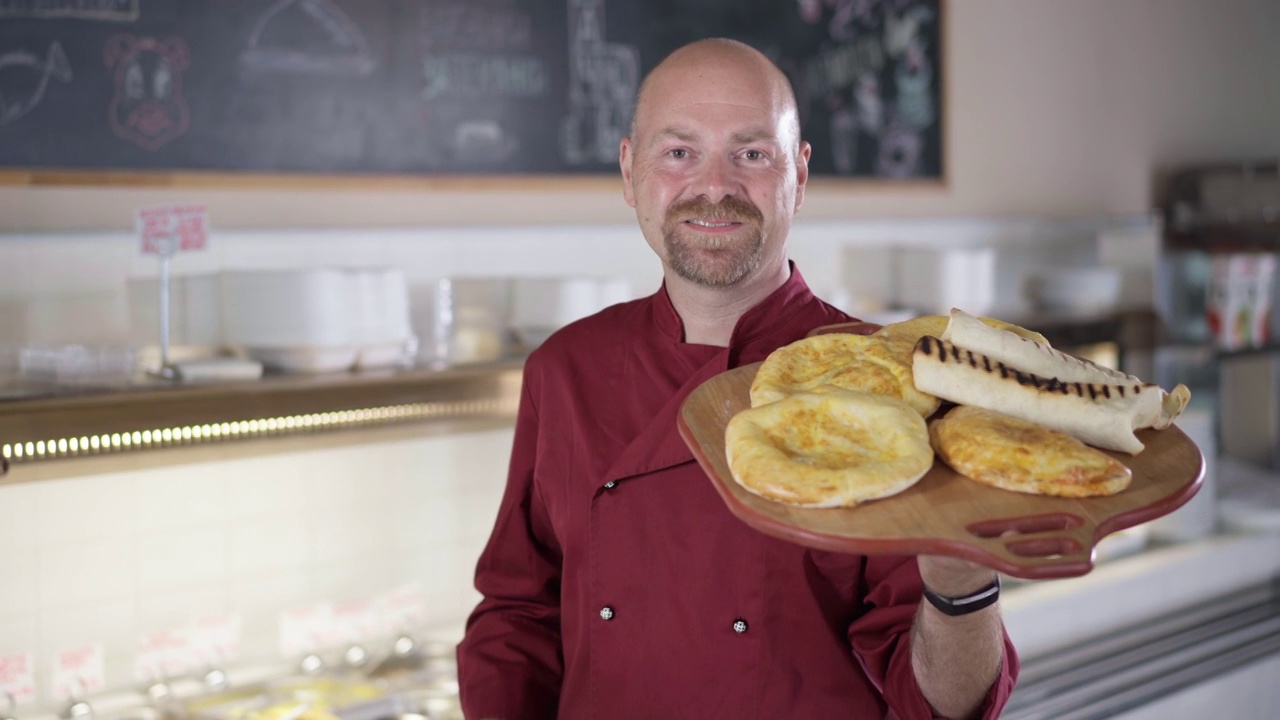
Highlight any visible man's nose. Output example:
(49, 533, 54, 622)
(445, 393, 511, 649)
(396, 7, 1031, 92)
(694, 155, 740, 203)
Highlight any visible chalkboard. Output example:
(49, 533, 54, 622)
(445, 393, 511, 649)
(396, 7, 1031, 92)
(0, 0, 944, 180)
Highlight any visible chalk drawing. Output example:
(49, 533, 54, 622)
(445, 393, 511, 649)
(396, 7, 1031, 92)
(794, 0, 878, 39)
(804, 35, 884, 99)
(853, 71, 882, 135)
(420, 2, 533, 52)
(875, 121, 922, 178)
(829, 100, 857, 176)
(893, 38, 934, 131)
(105, 35, 191, 151)
(0, 41, 72, 127)
(559, 0, 638, 166)
(0, 0, 137, 22)
(884, 3, 934, 59)
(241, 0, 375, 77)
(451, 120, 517, 164)
(421, 53, 547, 102)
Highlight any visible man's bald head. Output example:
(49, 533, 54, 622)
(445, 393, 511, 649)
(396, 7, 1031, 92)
(629, 38, 801, 152)
(618, 37, 811, 293)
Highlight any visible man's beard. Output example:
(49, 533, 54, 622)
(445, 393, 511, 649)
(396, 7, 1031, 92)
(661, 196, 766, 288)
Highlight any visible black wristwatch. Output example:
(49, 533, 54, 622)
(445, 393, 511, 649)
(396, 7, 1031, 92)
(922, 577, 1001, 617)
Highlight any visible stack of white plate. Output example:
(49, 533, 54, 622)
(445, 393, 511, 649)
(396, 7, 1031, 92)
(508, 276, 632, 348)
(128, 268, 417, 374)
(220, 268, 416, 373)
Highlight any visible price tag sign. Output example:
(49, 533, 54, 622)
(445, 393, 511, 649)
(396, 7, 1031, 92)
(189, 613, 242, 667)
(0, 652, 36, 706)
(376, 584, 428, 636)
(136, 204, 209, 256)
(279, 603, 334, 658)
(133, 630, 191, 683)
(51, 644, 105, 702)
(332, 599, 380, 645)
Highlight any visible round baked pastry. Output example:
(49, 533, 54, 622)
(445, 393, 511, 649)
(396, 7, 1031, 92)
(725, 388, 934, 508)
(929, 405, 1133, 497)
(750, 333, 940, 417)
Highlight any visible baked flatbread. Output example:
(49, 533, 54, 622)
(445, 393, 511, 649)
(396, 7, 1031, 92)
(725, 388, 934, 507)
(930, 405, 1132, 497)
(875, 314, 1050, 367)
(750, 333, 940, 417)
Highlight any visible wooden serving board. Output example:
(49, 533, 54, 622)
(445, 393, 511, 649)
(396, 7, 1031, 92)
(677, 361, 1205, 580)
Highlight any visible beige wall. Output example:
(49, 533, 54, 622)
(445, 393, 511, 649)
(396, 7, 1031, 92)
(3, 0, 1279, 233)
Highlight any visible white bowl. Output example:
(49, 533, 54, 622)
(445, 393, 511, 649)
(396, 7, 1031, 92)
(1023, 267, 1123, 314)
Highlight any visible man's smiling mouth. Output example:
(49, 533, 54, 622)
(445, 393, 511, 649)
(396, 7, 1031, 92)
(686, 219, 739, 228)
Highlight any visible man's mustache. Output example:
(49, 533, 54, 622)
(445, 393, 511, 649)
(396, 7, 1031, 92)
(665, 196, 764, 226)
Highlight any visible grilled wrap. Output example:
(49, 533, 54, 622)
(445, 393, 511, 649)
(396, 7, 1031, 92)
(912, 335, 1163, 454)
(940, 308, 1190, 429)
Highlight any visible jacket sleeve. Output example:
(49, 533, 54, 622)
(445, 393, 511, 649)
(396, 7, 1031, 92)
(847, 555, 1020, 720)
(457, 367, 565, 720)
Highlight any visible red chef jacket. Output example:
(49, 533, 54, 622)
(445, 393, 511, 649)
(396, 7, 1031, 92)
(457, 264, 1019, 719)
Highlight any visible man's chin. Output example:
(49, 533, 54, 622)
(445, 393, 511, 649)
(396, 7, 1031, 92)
(663, 225, 764, 287)
(671, 254, 758, 288)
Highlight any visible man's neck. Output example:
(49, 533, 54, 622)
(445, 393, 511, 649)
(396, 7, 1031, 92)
(666, 262, 791, 347)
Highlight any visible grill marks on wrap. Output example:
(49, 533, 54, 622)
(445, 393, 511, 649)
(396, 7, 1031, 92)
(915, 336, 1151, 400)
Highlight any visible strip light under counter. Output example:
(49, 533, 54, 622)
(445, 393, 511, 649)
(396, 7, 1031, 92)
(0, 358, 523, 482)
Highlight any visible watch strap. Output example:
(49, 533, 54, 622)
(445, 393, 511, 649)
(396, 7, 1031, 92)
(922, 577, 1001, 617)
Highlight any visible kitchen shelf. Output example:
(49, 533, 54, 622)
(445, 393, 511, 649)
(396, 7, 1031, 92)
(0, 357, 525, 483)
(1164, 226, 1280, 253)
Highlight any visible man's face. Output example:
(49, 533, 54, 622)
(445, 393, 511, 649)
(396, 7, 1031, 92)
(620, 53, 810, 289)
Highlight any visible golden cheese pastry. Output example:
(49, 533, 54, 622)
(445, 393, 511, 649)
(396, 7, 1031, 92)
(725, 388, 934, 508)
(750, 333, 940, 417)
(929, 405, 1132, 497)
(874, 313, 1050, 368)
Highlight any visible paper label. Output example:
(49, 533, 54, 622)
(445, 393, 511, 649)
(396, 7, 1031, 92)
(279, 603, 334, 657)
(0, 652, 36, 706)
(137, 204, 209, 256)
(133, 630, 191, 682)
(189, 613, 242, 667)
(332, 599, 380, 644)
(51, 644, 105, 702)
(376, 583, 428, 636)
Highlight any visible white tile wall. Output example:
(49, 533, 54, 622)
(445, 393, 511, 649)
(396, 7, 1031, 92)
(0, 428, 513, 716)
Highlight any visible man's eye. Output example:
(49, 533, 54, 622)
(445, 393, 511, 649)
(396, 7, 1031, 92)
(744, 150, 765, 161)
(669, 148, 688, 159)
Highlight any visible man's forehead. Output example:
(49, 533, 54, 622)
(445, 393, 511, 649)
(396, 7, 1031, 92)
(647, 120, 781, 143)
(629, 41, 800, 145)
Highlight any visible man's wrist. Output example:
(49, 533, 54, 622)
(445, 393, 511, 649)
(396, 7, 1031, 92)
(922, 576, 1001, 617)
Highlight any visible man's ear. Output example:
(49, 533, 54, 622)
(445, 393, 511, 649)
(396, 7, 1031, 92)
(793, 140, 812, 211)
(620, 137, 637, 208)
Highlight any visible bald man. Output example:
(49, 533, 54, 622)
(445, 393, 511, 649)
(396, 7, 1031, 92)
(457, 39, 1018, 719)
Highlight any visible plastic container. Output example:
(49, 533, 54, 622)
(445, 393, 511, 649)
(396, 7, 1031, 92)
(18, 344, 139, 385)
(128, 273, 222, 349)
(220, 268, 357, 373)
(410, 277, 512, 366)
(352, 268, 416, 371)
(1023, 267, 1123, 315)
(893, 247, 997, 316)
